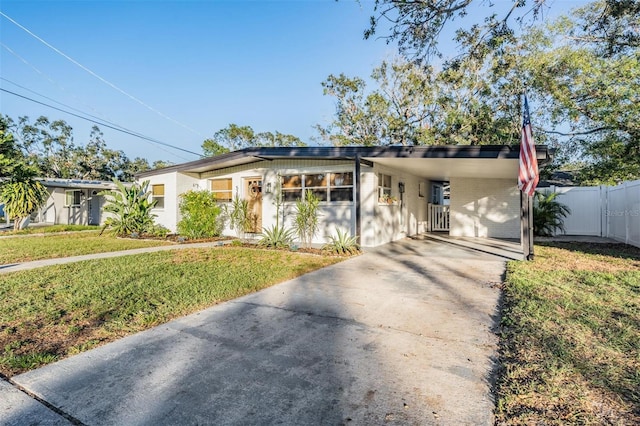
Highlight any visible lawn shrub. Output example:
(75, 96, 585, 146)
(177, 190, 224, 239)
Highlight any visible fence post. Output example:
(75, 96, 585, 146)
(624, 181, 630, 245)
(600, 185, 606, 237)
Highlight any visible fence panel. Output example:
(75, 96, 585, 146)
(607, 180, 640, 248)
(544, 186, 603, 236)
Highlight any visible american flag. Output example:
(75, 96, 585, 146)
(518, 95, 539, 196)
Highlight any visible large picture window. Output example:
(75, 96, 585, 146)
(210, 178, 233, 202)
(281, 172, 353, 202)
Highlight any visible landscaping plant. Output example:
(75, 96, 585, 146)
(293, 189, 321, 248)
(258, 224, 295, 249)
(533, 191, 571, 236)
(227, 194, 253, 241)
(100, 180, 157, 236)
(323, 228, 360, 255)
(0, 178, 49, 231)
(177, 190, 224, 239)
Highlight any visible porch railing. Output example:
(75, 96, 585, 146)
(428, 204, 450, 231)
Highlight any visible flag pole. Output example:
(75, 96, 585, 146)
(518, 92, 539, 261)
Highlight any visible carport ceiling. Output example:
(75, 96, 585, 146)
(368, 157, 519, 181)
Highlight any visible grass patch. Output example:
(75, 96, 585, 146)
(0, 247, 343, 376)
(496, 242, 640, 425)
(0, 231, 172, 264)
(1, 224, 99, 235)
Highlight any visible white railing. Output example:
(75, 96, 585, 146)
(428, 204, 450, 231)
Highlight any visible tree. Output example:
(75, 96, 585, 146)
(316, 73, 390, 146)
(202, 124, 307, 156)
(520, 3, 640, 183)
(1, 115, 23, 179)
(364, 0, 639, 64)
(317, 57, 525, 146)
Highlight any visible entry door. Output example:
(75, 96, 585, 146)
(88, 190, 101, 225)
(243, 177, 262, 233)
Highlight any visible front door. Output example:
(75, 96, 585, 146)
(88, 190, 101, 225)
(244, 177, 262, 233)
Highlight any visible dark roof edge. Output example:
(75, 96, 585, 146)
(135, 145, 551, 178)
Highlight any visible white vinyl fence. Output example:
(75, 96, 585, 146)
(543, 180, 640, 248)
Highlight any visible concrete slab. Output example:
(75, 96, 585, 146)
(11, 238, 506, 425)
(0, 380, 71, 425)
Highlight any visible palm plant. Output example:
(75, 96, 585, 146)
(294, 190, 321, 248)
(533, 191, 571, 237)
(0, 178, 49, 230)
(322, 228, 360, 255)
(100, 180, 157, 236)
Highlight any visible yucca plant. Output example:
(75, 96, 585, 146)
(294, 190, 321, 248)
(323, 228, 360, 255)
(258, 224, 295, 249)
(100, 180, 157, 236)
(533, 191, 571, 237)
(226, 195, 254, 241)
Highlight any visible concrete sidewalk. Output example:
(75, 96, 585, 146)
(1, 238, 506, 425)
(0, 241, 229, 274)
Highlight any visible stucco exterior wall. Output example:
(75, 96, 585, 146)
(41, 188, 88, 225)
(366, 164, 430, 247)
(449, 177, 520, 239)
(201, 160, 356, 245)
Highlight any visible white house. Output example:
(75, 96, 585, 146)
(30, 179, 118, 226)
(135, 145, 551, 248)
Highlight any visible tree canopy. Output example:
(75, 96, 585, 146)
(202, 124, 306, 156)
(1, 114, 165, 182)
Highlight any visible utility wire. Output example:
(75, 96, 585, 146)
(0, 43, 184, 160)
(0, 77, 189, 160)
(0, 11, 203, 137)
(1, 87, 203, 158)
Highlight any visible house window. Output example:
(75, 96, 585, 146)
(281, 172, 353, 202)
(210, 178, 233, 202)
(378, 173, 392, 202)
(65, 190, 81, 207)
(329, 172, 353, 201)
(282, 175, 302, 202)
(152, 184, 165, 209)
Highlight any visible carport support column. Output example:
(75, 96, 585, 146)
(354, 155, 361, 245)
(520, 191, 534, 260)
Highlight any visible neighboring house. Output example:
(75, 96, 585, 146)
(136, 145, 552, 248)
(31, 179, 118, 226)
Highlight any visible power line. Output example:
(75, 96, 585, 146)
(1, 87, 203, 158)
(0, 11, 203, 137)
(0, 43, 185, 160)
(0, 77, 190, 160)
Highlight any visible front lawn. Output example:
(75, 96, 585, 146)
(0, 247, 343, 377)
(0, 231, 172, 264)
(497, 242, 640, 425)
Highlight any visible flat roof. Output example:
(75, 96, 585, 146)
(136, 145, 552, 179)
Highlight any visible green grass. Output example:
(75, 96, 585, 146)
(0, 247, 343, 376)
(1, 224, 99, 235)
(0, 231, 172, 264)
(496, 242, 640, 425)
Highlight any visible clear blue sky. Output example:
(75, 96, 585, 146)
(1, 0, 587, 164)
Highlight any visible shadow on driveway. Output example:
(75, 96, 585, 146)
(4, 238, 507, 425)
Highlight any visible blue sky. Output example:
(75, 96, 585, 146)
(1, 0, 587, 164)
(1, 0, 398, 163)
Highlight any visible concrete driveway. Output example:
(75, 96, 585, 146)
(2, 238, 506, 425)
